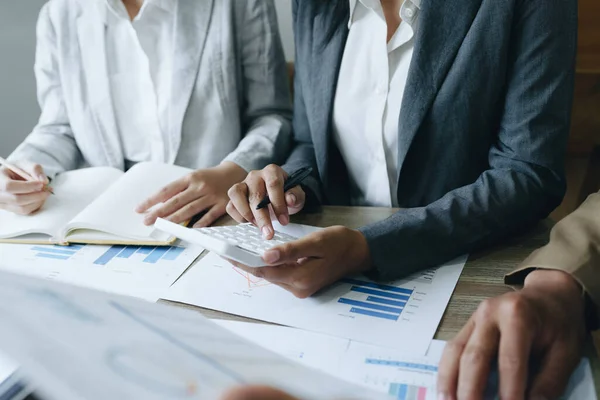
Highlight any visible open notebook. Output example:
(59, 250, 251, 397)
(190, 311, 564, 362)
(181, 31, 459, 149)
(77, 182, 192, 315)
(0, 162, 192, 246)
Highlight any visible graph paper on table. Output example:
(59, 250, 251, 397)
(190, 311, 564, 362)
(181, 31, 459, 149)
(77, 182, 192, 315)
(164, 252, 467, 354)
(0, 242, 203, 302)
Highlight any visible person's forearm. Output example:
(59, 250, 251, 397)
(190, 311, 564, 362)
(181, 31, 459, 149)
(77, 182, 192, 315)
(360, 168, 562, 281)
(507, 192, 600, 328)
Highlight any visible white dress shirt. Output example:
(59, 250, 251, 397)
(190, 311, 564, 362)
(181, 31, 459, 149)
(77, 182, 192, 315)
(333, 0, 420, 207)
(103, 0, 175, 164)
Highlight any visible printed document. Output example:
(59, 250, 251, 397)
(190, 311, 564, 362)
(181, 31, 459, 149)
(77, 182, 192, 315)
(0, 271, 388, 400)
(164, 250, 467, 354)
(0, 241, 203, 301)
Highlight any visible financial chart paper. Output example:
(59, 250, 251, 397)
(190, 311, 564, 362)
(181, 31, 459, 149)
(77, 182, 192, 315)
(164, 251, 467, 355)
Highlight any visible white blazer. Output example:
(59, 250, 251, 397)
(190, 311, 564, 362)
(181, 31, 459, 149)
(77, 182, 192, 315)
(9, 0, 293, 178)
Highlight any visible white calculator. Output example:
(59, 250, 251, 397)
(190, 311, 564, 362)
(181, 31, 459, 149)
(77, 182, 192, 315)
(154, 218, 298, 268)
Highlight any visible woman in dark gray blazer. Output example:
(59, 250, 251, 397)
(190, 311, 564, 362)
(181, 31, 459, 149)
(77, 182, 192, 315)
(226, 0, 579, 397)
(229, 0, 576, 292)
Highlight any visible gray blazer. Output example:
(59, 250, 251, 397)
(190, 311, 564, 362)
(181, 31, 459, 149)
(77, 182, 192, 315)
(9, 0, 292, 178)
(284, 0, 577, 280)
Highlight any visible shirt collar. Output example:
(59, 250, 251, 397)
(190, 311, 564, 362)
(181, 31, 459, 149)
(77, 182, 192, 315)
(97, 0, 175, 24)
(348, 0, 421, 29)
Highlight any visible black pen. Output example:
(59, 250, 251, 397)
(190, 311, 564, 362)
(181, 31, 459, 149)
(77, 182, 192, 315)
(256, 167, 313, 210)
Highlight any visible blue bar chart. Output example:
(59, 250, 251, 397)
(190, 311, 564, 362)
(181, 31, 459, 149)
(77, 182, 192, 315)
(338, 278, 413, 321)
(388, 383, 428, 400)
(93, 245, 186, 266)
(32, 245, 85, 261)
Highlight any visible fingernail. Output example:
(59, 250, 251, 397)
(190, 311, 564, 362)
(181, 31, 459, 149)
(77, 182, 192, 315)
(262, 226, 272, 239)
(437, 393, 447, 400)
(278, 214, 289, 225)
(263, 250, 280, 264)
(286, 193, 297, 206)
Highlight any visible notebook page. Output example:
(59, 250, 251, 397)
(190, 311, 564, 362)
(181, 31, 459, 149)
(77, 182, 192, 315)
(0, 168, 122, 241)
(65, 162, 192, 242)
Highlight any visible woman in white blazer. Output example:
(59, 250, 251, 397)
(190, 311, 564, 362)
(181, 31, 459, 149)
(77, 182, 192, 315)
(0, 0, 292, 227)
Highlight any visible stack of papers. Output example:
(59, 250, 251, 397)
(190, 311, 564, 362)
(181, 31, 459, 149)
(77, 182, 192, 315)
(0, 221, 595, 399)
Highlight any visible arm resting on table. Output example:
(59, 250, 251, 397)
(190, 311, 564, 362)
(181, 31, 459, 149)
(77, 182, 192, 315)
(506, 192, 600, 329)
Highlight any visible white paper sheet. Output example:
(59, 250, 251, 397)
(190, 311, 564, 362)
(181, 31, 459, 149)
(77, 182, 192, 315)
(216, 321, 598, 400)
(0, 353, 20, 395)
(0, 271, 389, 400)
(164, 230, 467, 354)
(0, 241, 203, 301)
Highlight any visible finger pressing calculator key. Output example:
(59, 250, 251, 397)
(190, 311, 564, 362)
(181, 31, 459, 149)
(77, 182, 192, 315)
(154, 219, 298, 268)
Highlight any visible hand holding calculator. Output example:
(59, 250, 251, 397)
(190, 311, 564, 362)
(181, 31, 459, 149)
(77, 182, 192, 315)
(154, 218, 298, 267)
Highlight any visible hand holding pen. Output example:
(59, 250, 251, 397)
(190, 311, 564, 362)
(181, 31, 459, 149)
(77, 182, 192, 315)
(0, 158, 54, 215)
(227, 165, 313, 239)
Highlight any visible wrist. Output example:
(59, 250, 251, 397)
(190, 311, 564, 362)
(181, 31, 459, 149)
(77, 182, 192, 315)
(524, 269, 584, 310)
(524, 269, 581, 293)
(216, 162, 248, 183)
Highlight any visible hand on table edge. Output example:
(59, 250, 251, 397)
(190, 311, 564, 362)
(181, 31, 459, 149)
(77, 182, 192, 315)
(437, 268, 586, 400)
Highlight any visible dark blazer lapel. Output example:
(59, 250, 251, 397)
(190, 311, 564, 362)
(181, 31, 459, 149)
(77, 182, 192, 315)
(310, 6, 349, 187)
(397, 0, 483, 176)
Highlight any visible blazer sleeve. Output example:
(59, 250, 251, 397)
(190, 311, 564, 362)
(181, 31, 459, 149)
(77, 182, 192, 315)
(281, 0, 323, 207)
(221, 0, 293, 172)
(505, 192, 600, 328)
(359, 0, 577, 280)
(8, 3, 82, 179)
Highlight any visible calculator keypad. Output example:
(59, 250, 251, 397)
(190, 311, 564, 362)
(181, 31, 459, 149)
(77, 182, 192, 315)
(197, 224, 297, 255)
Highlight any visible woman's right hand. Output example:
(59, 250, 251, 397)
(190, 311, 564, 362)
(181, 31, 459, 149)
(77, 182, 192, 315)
(0, 162, 50, 215)
(227, 164, 306, 239)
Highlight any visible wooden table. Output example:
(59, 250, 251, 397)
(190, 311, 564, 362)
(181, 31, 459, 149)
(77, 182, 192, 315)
(164, 206, 600, 394)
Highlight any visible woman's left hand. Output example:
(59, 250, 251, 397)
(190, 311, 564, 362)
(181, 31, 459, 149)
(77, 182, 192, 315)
(137, 162, 247, 228)
(230, 226, 373, 298)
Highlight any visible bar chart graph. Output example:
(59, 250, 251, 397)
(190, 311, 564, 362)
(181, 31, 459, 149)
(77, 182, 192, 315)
(32, 245, 86, 261)
(359, 356, 438, 400)
(94, 246, 185, 266)
(388, 383, 428, 400)
(338, 278, 413, 321)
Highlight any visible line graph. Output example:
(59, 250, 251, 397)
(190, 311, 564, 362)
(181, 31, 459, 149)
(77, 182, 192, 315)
(231, 267, 272, 289)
